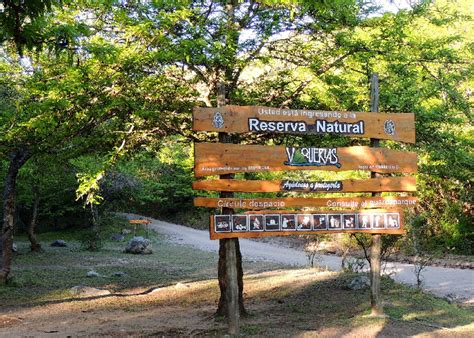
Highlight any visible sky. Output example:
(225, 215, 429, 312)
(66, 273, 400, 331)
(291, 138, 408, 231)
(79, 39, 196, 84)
(375, 0, 415, 14)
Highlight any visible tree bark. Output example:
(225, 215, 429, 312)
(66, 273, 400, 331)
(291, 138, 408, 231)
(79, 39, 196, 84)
(215, 80, 246, 318)
(1, 148, 30, 284)
(27, 187, 42, 252)
(214, 1, 246, 325)
(216, 237, 247, 317)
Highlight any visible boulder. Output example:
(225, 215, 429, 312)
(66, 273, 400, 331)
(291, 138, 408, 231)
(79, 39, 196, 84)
(125, 236, 152, 254)
(86, 270, 100, 278)
(112, 271, 127, 277)
(71, 286, 110, 297)
(347, 275, 370, 290)
(0, 242, 18, 253)
(111, 233, 125, 242)
(121, 229, 132, 235)
(50, 240, 68, 247)
(175, 282, 190, 290)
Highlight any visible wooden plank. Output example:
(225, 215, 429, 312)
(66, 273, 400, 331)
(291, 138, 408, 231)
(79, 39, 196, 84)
(193, 105, 415, 143)
(192, 177, 416, 193)
(209, 209, 405, 239)
(194, 143, 418, 177)
(194, 196, 418, 210)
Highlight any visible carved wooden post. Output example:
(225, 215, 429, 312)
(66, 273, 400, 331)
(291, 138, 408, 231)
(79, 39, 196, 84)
(370, 73, 384, 316)
(217, 83, 240, 334)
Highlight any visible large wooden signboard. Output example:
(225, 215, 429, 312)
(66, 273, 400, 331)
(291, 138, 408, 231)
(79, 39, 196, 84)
(210, 209, 404, 239)
(193, 105, 416, 143)
(195, 196, 417, 210)
(194, 143, 418, 177)
(193, 177, 416, 193)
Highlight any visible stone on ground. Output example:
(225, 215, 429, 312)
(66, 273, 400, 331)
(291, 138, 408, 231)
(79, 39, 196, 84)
(125, 236, 152, 254)
(50, 240, 68, 247)
(175, 282, 190, 289)
(86, 270, 100, 278)
(111, 233, 125, 241)
(70, 286, 110, 297)
(347, 275, 370, 290)
(112, 271, 127, 277)
(0, 242, 18, 252)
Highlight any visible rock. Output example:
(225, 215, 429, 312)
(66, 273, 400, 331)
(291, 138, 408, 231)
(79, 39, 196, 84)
(149, 287, 163, 295)
(112, 271, 127, 277)
(175, 282, 190, 290)
(111, 233, 125, 242)
(445, 293, 460, 303)
(50, 240, 67, 247)
(0, 242, 18, 252)
(71, 286, 111, 297)
(347, 275, 370, 290)
(124, 236, 152, 254)
(121, 229, 132, 235)
(86, 270, 100, 278)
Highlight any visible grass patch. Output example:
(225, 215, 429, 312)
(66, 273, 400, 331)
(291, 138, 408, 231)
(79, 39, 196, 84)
(1, 215, 288, 307)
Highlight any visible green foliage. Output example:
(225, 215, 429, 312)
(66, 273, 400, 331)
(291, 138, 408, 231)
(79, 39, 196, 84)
(0, 0, 58, 54)
(109, 137, 196, 217)
(79, 229, 103, 251)
(14, 156, 88, 232)
(0, 0, 472, 255)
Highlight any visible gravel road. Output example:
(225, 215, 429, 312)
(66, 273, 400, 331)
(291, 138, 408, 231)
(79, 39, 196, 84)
(123, 214, 474, 305)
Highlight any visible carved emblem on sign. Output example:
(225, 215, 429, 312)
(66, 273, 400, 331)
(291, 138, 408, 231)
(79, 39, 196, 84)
(384, 120, 395, 135)
(212, 112, 225, 128)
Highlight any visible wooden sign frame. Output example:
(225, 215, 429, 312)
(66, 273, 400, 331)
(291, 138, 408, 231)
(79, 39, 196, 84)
(210, 209, 405, 239)
(194, 196, 417, 210)
(192, 177, 416, 193)
(193, 105, 415, 143)
(194, 143, 418, 177)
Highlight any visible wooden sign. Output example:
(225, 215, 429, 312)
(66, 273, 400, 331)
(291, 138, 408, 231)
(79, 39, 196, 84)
(210, 209, 404, 239)
(193, 105, 416, 143)
(194, 196, 417, 210)
(193, 177, 416, 193)
(194, 143, 418, 177)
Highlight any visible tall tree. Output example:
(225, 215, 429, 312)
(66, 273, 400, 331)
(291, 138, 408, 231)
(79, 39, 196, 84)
(115, 0, 365, 316)
(0, 1, 195, 283)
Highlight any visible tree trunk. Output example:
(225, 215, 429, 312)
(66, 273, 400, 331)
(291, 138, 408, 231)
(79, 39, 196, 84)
(215, 81, 246, 318)
(27, 188, 42, 252)
(216, 238, 247, 317)
(1, 148, 30, 284)
(89, 203, 100, 251)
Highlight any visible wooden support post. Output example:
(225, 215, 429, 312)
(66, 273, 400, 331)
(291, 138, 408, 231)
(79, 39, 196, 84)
(225, 238, 240, 334)
(217, 82, 240, 334)
(369, 73, 384, 317)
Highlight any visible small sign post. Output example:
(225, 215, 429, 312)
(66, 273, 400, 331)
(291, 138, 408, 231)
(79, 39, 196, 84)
(369, 73, 384, 317)
(216, 83, 240, 335)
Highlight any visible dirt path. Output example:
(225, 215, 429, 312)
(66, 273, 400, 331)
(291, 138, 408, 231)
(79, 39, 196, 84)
(123, 214, 474, 305)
